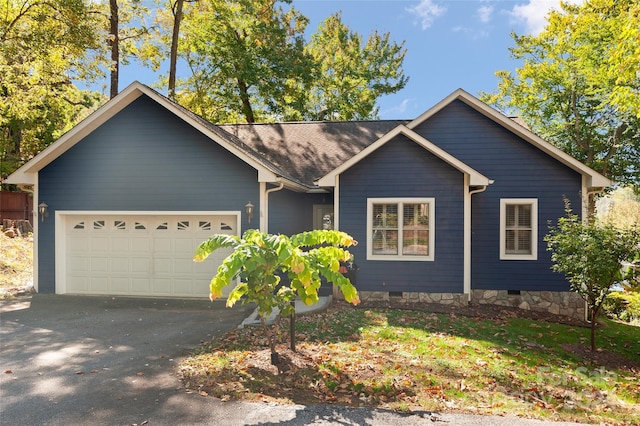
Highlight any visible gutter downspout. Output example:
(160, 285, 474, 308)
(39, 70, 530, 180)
(262, 182, 284, 233)
(465, 182, 491, 305)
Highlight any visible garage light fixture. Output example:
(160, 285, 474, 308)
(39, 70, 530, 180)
(38, 202, 48, 222)
(245, 201, 254, 224)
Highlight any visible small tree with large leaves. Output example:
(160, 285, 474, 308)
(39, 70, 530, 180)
(545, 202, 640, 351)
(194, 229, 359, 366)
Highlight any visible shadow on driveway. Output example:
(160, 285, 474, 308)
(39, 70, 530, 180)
(1, 294, 254, 425)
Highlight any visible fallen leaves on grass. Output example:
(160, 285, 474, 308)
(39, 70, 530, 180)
(179, 302, 640, 425)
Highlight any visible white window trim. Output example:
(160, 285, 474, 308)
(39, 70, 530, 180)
(500, 198, 538, 260)
(367, 197, 435, 261)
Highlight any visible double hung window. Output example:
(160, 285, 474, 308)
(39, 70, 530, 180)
(367, 198, 435, 261)
(500, 199, 537, 260)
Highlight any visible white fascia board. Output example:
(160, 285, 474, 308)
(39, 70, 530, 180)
(407, 88, 613, 188)
(316, 124, 491, 187)
(3, 81, 280, 185)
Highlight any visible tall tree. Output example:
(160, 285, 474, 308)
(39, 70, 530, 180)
(481, 0, 640, 188)
(168, 0, 185, 99)
(109, 0, 120, 99)
(0, 0, 102, 180)
(174, 1, 407, 123)
(176, 0, 312, 123)
(88, 0, 154, 98)
(296, 13, 408, 121)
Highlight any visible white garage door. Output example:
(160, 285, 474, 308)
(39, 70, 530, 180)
(59, 213, 238, 297)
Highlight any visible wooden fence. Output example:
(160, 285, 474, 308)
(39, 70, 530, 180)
(0, 191, 33, 223)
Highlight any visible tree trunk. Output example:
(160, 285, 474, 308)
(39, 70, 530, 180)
(168, 0, 183, 100)
(109, 0, 119, 99)
(260, 315, 278, 366)
(590, 306, 597, 351)
(236, 78, 255, 123)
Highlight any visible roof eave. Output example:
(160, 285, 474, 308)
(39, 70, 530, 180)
(408, 89, 613, 189)
(3, 81, 282, 185)
(316, 124, 491, 188)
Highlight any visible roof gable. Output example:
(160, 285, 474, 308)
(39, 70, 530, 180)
(4, 82, 280, 186)
(316, 125, 491, 187)
(407, 89, 613, 188)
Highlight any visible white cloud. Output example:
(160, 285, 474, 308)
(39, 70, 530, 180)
(477, 5, 494, 24)
(510, 0, 584, 35)
(407, 0, 447, 30)
(381, 98, 414, 117)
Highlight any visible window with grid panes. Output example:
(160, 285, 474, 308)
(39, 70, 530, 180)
(368, 198, 434, 261)
(500, 199, 537, 260)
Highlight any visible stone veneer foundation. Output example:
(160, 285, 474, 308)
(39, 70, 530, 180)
(347, 289, 586, 321)
(471, 289, 586, 321)
(356, 290, 468, 307)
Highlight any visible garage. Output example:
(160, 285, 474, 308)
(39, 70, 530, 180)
(56, 212, 239, 297)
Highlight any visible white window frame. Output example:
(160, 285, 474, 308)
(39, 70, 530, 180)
(500, 199, 538, 260)
(367, 198, 435, 261)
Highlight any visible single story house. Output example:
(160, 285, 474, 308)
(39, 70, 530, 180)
(4, 82, 612, 319)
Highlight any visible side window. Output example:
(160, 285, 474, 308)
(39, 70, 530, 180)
(367, 198, 434, 261)
(500, 199, 538, 260)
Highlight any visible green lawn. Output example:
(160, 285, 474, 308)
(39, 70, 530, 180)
(181, 302, 640, 425)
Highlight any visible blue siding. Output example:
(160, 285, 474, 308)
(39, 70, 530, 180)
(268, 188, 332, 235)
(38, 95, 260, 293)
(340, 134, 465, 293)
(413, 100, 582, 291)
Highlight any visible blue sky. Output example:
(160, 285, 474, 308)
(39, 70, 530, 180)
(119, 0, 582, 120)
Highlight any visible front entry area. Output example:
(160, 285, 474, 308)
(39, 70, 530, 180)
(56, 212, 238, 297)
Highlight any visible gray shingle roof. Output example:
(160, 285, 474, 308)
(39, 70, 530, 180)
(219, 120, 408, 188)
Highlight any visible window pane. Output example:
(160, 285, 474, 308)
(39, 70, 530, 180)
(373, 204, 397, 228)
(403, 203, 429, 227)
(518, 205, 531, 227)
(506, 205, 516, 227)
(403, 229, 429, 255)
(372, 230, 398, 254)
(403, 203, 429, 256)
(505, 230, 516, 252)
(517, 230, 532, 253)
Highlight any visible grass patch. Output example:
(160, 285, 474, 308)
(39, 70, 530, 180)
(180, 302, 640, 424)
(0, 233, 33, 298)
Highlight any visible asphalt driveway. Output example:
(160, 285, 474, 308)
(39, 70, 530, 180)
(1, 295, 586, 426)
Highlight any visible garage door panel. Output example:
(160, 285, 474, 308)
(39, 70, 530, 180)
(90, 237, 110, 252)
(111, 277, 130, 293)
(111, 257, 130, 274)
(64, 213, 237, 297)
(131, 257, 149, 273)
(131, 278, 150, 293)
(131, 237, 150, 252)
(89, 277, 108, 292)
(111, 237, 131, 252)
(153, 238, 172, 253)
(68, 276, 88, 292)
(90, 257, 109, 273)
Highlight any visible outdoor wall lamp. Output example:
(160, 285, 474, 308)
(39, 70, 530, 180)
(245, 201, 254, 224)
(38, 202, 48, 222)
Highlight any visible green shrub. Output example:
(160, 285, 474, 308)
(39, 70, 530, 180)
(604, 291, 640, 322)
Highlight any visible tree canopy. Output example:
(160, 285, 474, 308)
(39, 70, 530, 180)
(0, 0, 103, 180)
(1, 0, 408, 179)
(481, 0, 640, 187)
